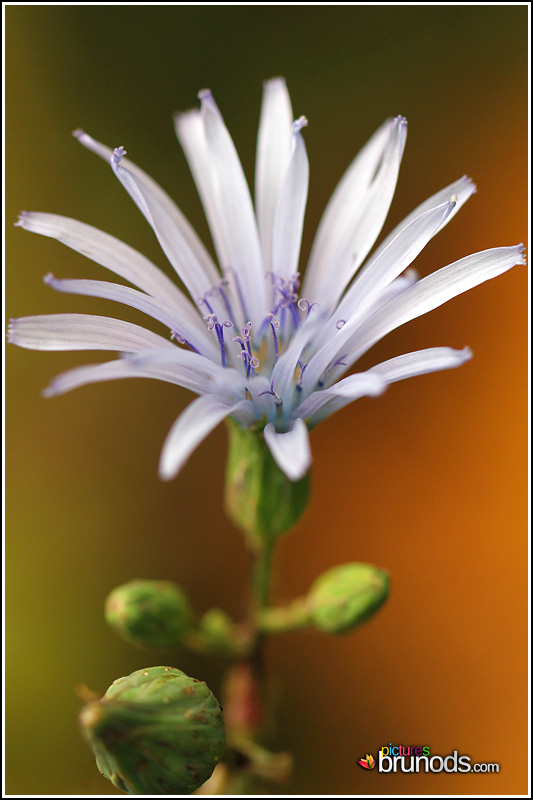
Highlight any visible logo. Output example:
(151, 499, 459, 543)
(357, 744, 500, 774)
(357, 754, 375, 770)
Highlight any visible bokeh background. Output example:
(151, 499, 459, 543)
(6, 5, 528, 796)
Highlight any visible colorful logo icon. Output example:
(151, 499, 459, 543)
(358, 754, 376, 770)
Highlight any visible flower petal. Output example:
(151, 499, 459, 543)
(8, 314, 175, 352)
(302, 116, 407, 311)
(368, 346, 473, 383)
(199, 90, 267, 324)
(74, 130, 220, 301)
(159, 394, 250, 480)
(303, 244, 525, 391)
(43, 355, 217, 397)
(44, 275, 217, 359)
(334, 199, 455, 324)
(366, 175, 476, 268)
(263, 418, 311, 481)
(255, 77, 294, 272)
(302, 347, 472, 427)
(271, 117, 309, 280)
(342, 244, 526, 369)
(15, 212, 195, 316)
(174, 108, 232, 281)
(295, 372, 385, 423)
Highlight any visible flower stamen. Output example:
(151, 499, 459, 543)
(259, 377, 282, 406)
(233, 322, 258, 379)
(296, 360, 308, 391)
(318, 355, 348, 388)
(170, 330, 200, 354)
(298, 298, 319, 318)
(266, 313, 280, 363)
(204, 314, 232, 367)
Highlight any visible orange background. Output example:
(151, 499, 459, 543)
(6, 5, 528, 795)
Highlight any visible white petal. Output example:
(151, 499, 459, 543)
(124, 347, 248, 404)
(255, 77, 294, 272)
(74, 130, 220, 301)
(159, 394, 249, 480)
(368, 346, 473, 384)
(15, 212, 195, 317)
(367, 175, 477, 268)
(109, 148, 219, 301)
(8, 314, 175, 352)
(304, 244, 525, 391)
(342, 244, 526, 369)
(263, 418, 311, 481)
(44, 275, 217, 359)
(303, 348, 471, 427)
(199, 90, 267, 324)
(295, 372, 385, 422)
(303, 116, 407, 310)
(271, 117, 309, 280)
(174, 109, 232, 278)
(43, 355, 216, 397)
(334, 199, 455, 324)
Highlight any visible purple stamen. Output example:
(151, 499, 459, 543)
(205, 314, 232, 367)
(266, 313, 280, 363)
(112, 146, 127, 164)
(229, 269, 249, 322)
(170, 330, 200, 354)
(298, 298, 319, 317)
(318, 354, 348, 387)
(289, 301, 300, 331)
(296, 360, 308, 391)
(233, 322, 257, 379)
(217, 281, 237, 329)
(259, 378, 282, 406)
(199, 294, 215, 315)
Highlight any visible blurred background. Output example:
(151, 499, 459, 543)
(6, 5, 528, 795)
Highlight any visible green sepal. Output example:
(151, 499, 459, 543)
(309, 563, 389, 634)
(105, 580, 192, 649)
(79, 666, 225, 795)
(224, 420, 310, 547)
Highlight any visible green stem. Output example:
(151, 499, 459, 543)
(250, 539, 274, 614)
(255, 597, 312, 634)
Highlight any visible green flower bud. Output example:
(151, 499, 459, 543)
(309, 563, 389, 634)
(79, 666, 225, 795)
(105, 580, 192, 648)
(200, 608, 235, 641)
(225, 420, 310, 546)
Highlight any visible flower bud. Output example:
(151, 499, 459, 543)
(225, 421, 310, 546)
(199, 607, 236, 644)
(105, 580, 192, 648)
(79, 666, 225, 795)
(309, 563, 389, 634)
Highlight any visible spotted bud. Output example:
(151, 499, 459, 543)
(105, 580, 192, 648)
(79, 666, 225, 795)
(309, 563, 389, 634)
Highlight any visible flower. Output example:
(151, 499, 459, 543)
(9, 78, 524, 482)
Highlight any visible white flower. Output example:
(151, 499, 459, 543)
(9, 78, 525, 482)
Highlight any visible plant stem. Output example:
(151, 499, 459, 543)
(219, 539, 279, 794)
(250, 538, 274, 615)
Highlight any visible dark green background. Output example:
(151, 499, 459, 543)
(6, 5, 528, 795)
